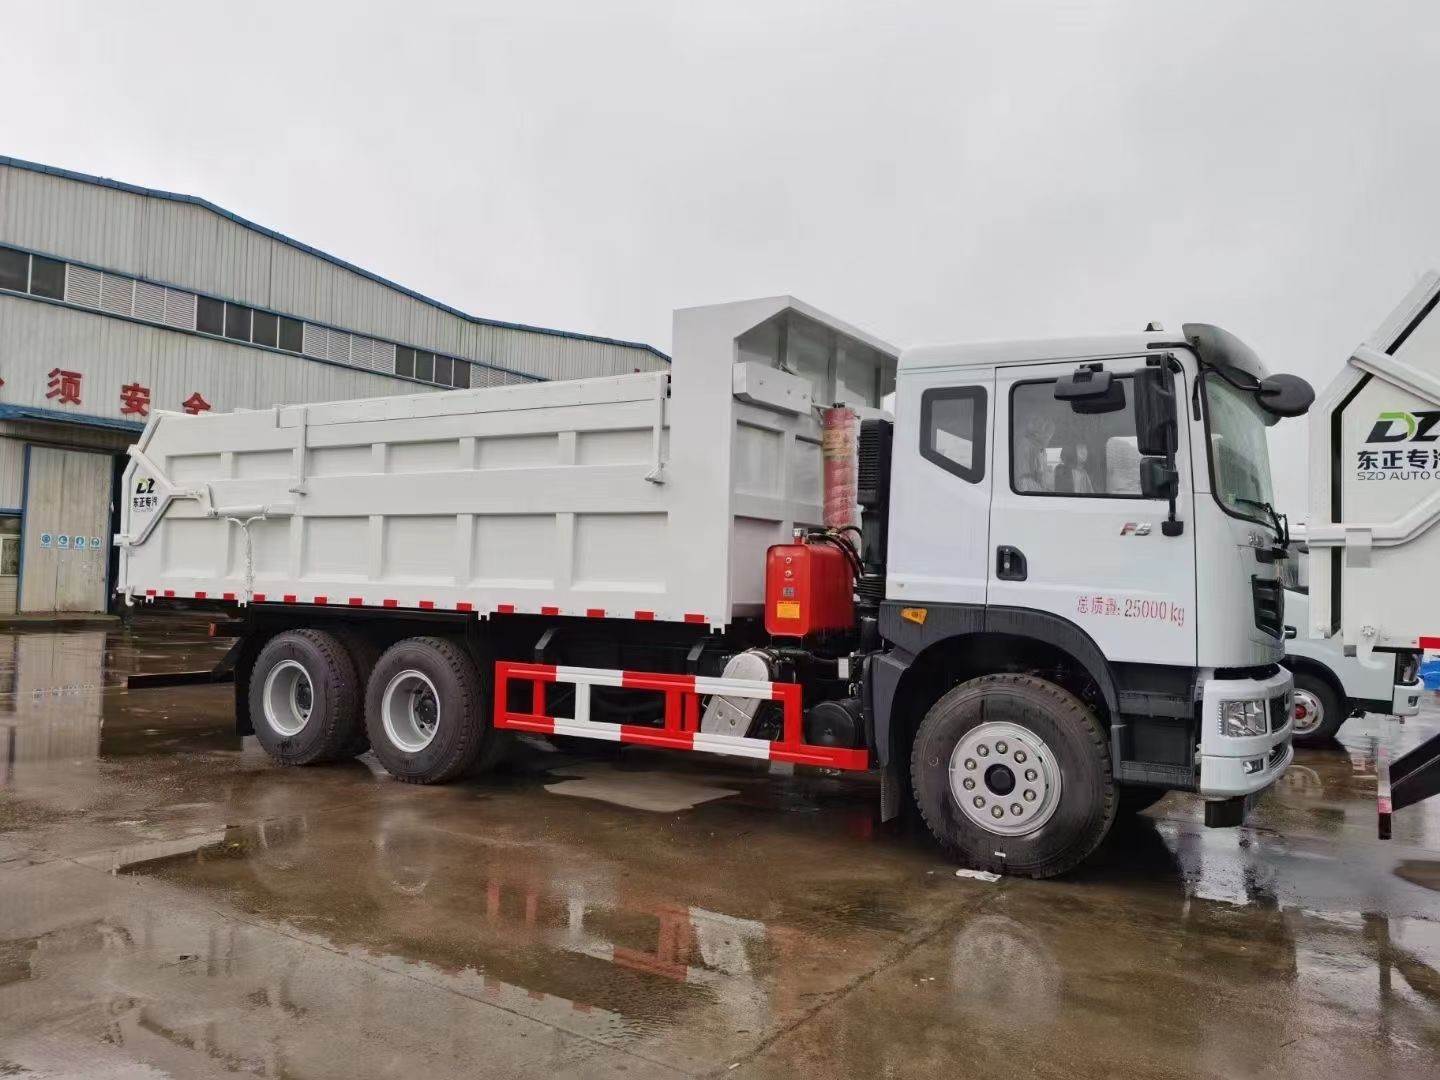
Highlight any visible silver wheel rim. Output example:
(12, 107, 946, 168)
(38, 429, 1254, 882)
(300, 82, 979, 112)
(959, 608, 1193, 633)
(382, 669, 440, 753)
(950, 721, 1062, 837)
(262, 659, 314, 737)
(1292, 688, 1323, 735)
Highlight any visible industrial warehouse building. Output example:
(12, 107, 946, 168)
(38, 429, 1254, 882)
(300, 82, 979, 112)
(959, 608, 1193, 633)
(0, 156, 668, 615)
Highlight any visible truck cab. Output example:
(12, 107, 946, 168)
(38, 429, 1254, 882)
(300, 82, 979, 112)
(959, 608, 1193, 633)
(869, 326, 1311, 874)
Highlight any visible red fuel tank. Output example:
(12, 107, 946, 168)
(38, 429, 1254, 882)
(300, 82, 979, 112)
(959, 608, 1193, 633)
(765, 541, 855, 638)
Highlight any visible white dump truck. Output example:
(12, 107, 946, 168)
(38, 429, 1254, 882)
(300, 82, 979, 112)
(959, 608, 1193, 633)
(118, 296, 1316, 878)
(1305, 273, 1440, 835)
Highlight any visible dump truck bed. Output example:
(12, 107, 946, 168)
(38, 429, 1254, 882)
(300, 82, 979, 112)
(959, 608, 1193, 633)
(115, 297, 898, 627)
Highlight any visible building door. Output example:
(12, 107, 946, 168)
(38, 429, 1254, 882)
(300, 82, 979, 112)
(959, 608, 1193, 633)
(20, 446, 114, 613)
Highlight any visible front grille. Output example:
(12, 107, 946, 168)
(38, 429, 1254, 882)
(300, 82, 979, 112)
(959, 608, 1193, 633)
(1252, 575, 1284, 637)
(1269, 692, 1290, 732)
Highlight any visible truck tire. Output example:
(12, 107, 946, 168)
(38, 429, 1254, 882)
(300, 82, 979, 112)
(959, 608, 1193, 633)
(365, 636, 501, 784)
(1291, 669, 1346, 747)
(332, 629, 382, 758)
(249, 629, 364, 766)
(910, 673, 1116, 878)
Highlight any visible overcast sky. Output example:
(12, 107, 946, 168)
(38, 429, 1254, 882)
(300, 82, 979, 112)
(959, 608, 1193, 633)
(3, 1, 1438, 512)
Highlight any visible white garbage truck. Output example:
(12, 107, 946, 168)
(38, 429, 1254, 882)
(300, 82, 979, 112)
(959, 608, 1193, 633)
(1306, 273, 1440, 836)
(117, 295, 1315, 878)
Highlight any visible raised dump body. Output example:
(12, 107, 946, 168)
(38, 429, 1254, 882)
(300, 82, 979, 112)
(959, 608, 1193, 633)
(116, 298, 897, 626)
(1307, 272, 1440, 653)
(1307, 271, 1440, 828)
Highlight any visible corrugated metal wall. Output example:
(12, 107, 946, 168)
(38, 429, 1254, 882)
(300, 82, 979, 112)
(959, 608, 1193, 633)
(0, 165, 665, 382)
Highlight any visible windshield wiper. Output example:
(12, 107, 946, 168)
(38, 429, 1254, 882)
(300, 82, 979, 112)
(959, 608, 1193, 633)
(1234, 496, 1290, 547)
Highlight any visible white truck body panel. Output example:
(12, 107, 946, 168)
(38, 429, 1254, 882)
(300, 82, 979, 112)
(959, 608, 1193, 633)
(1284, 590, 1421, 716)
(1307, 272, 1440, 653)
(115, 298, 897, 626)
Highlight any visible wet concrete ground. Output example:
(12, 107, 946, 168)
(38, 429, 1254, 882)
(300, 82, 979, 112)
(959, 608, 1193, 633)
(0, 623, 1438, 1079)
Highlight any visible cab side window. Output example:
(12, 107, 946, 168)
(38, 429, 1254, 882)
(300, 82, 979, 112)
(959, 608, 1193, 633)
(920, 386, 986, 483)
(1010, 377, 1144, 497)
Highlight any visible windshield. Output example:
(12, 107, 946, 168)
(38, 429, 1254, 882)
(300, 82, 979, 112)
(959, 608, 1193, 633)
(1205, 376, 1275, 522)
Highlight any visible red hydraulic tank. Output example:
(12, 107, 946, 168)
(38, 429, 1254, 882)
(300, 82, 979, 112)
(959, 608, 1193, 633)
(765, 541, 855, 638)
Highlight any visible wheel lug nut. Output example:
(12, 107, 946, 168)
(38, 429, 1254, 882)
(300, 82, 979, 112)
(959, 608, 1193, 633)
(973, 796, 985, 808)
(1010, 803, 1022, 815)
(964, 758, 977, 771)
(1023, 790, 1036, 802)
(996, 741, 1008, 754)
(991, 806, 1004, 819)
(1025, 769, 1038, 782)
(977, 745, 990, 757)
(962, 778, 975, 790)
(1014, 750, 1027, 764)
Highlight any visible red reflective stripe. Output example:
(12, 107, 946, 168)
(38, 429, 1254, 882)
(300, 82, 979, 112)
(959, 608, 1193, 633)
(283, 594, 297, 604)
(313, 595, 328, 605)
(619, 725, 695, 751)
(497, 604, 515, 614)
(419, 600, 435, 610)
(145, 589, 156, 596)
(770, 745, 871, 770)
(541, 606, 560, 616)
(383, 599, 398, 608)
(349, 597, 364, 606)
(586, 608, 605, 618)
(456, 602, 473, 612)
(684, 613, 707, 624)
(194, 590, 207, 599)
(222, 592, 236, 601)
(504, 662, 558, 681)
(163, 589, 174, 598)
(1420, 636, 1440, 650)
(634, 610, 654, 621)
(252, 593, 266, 602)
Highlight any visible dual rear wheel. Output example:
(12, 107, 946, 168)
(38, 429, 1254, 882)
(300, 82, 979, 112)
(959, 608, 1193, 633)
(248, 631, 507, 782)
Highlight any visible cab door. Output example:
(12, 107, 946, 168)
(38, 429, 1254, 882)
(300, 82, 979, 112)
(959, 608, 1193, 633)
(989, 357, 1197, 666)
(885, 366, 995, 608)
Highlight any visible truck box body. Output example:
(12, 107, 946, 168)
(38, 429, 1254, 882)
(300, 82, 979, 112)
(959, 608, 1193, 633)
(116, 298, 898, 626)
(1307, 273, 1440, 653)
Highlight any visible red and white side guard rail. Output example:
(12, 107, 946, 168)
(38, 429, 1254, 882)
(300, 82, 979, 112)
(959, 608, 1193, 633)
(493, 662, 871, 771)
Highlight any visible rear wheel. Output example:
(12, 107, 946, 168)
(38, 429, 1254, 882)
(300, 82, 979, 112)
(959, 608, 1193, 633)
(365, 637, 504, 784)
(249, 629, 364, 765)
(910, 673, 1116, 878)
(1291, 669, 1346, 747)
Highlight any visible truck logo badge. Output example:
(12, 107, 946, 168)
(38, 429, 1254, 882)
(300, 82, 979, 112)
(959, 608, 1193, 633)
(1119, 522, 1152, 536)
(1366, 410, 1440, 443)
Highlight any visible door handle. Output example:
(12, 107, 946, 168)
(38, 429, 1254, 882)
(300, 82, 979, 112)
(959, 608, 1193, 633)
(996, 546, 1027, 581)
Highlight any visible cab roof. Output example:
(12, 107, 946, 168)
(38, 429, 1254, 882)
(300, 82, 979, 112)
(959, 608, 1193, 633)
(898, 333, 1178, 373)
(898, 324, 1267, 379)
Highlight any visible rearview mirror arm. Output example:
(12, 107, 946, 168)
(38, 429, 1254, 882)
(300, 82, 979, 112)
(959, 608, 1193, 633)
(1151, 354, 1185, 537)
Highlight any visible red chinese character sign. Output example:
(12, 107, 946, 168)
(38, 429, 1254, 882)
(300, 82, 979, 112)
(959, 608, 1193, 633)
(182, 392, 211, 415)
(119, 382, 151, 417)
(46, 368, 82, 405)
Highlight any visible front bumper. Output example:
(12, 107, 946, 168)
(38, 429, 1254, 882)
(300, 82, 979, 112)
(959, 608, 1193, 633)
(1198, 667, 1295, 799)
(1392, 679, 1423, 717)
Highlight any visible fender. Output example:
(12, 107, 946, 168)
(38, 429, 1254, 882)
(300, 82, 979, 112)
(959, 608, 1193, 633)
(870, 601, 1121, 766)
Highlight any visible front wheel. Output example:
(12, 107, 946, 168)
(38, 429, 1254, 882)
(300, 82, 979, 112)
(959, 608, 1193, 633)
(910, 673, 1116, 878)
(1290, 669, 1346, 747)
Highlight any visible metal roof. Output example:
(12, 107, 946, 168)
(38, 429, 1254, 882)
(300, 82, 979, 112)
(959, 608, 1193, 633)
(0, 155, 669, 363)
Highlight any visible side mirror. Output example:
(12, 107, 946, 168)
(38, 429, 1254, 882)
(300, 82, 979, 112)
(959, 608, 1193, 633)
(1139, 456, 1178, 501)
(1134, 365, 1177, 457)
(1257, 373, 1315, 418)
(1055, 367, 1126, 414)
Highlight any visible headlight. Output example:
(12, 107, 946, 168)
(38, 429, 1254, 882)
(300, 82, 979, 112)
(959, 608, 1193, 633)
(1220, 699, 1267, 737)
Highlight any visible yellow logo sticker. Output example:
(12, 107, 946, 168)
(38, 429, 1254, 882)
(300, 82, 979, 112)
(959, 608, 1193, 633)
(775, 601, 802, 620)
